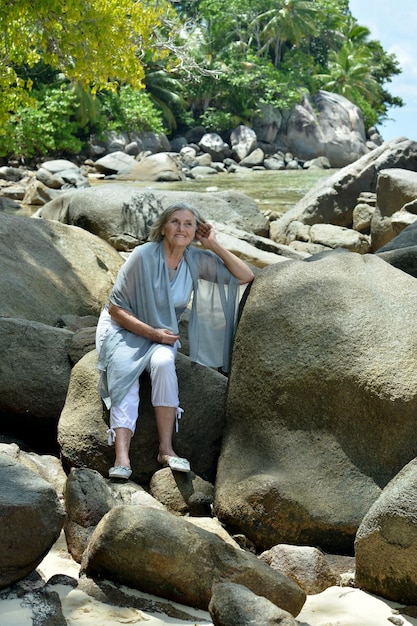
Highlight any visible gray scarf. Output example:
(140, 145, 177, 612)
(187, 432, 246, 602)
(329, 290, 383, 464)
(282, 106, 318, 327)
(97, 241, 240, 408)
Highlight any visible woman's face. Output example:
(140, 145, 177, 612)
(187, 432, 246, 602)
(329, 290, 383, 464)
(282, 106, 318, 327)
(161, 209, 197, 249)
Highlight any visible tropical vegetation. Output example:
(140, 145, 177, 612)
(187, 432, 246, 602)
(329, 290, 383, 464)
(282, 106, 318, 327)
(0, 0, 403, 159)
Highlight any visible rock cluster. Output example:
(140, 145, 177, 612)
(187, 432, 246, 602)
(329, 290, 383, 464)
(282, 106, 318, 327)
(270, 136, 417, 256)
(2, 134, 417, 623)
(88, 89, 375, 172)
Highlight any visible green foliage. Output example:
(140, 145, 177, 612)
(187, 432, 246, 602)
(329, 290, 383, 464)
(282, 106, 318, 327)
(313, 42, 380, 103)
(0, 0, 405, 158)
(297, 0, 349, 67)
(250, 0, 319, 67)
(198, 109, 243, 133)
(71, 83, 101, 128)
(0, 83, 166, 159)
(97, 87, 164, 135)
(354, 95, 379, 130)
(186, 51, 307, 127)
(279, 48, 320, 94)
(179, 0, 403, 131)
(0, 85, 83, 158)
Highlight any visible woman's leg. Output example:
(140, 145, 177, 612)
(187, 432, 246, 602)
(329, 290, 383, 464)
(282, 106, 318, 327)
(154, 406, 177, 457)
(97, 309, 136, 474)
(113, 428, 133, 468)
(149, 344, 186, 461)
(109, 378, 139, 470)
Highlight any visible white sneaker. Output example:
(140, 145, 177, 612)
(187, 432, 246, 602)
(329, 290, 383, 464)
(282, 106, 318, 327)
(108, 465, 132, 480)
(157, 455, 191, 473)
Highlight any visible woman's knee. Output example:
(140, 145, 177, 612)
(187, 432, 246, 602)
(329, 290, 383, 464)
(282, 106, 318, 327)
(150, 346, 176, 374)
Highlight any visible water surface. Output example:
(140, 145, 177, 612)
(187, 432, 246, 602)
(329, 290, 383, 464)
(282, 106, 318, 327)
(12, 167, 335, 217)
(109, 168, 335, 215)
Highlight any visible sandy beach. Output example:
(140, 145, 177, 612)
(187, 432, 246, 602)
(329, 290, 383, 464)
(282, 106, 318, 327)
(2, 533, 417, 626)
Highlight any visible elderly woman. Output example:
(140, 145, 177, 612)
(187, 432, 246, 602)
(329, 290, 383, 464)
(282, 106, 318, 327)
(96, 202, 254, 479)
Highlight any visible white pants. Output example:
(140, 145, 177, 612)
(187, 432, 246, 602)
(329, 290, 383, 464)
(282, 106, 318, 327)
(108, 343, 180, 440)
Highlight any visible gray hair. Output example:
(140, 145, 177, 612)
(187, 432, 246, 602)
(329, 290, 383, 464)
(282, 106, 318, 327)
(148, 202, 207, 242)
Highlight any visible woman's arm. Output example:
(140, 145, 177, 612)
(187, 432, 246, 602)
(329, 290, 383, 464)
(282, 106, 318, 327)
(195, 223, 255, 284)
(108, 303, 179, 345)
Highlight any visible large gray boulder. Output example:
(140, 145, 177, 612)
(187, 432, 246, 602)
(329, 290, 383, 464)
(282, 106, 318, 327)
(0, 453, 65, 589)
(0, 318, 73, 424)
(37, 185, 269, 250)
(230, 125, 258, 162)
(0, 213, 123, 437)
(64, 468, 115, 562)
(251, 93, 368, 168)
(355, 458, 417, 604)
(0, 213, 123, 326)
(0, 443, 67, 501)
(198, 133, 232, 162)
(211, 220, 307, 267)
(116, 152, 184, 181)
(251, 103, 283, 144)
(81, 506, 306, 615)
(271, 137, 417, 246)
(214, 250, 417, 553)
(377, 244, 417, 280)
(272, 221, 371, 254)
(90, 131, 171, 160)
(280, 91, 368, 168)
(376, 168, 417, 215)
(373, 191, 417, 276)
(58, 350, 229, 484)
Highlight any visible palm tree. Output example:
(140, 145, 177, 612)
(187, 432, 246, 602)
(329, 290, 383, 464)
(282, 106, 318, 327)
(144, 66, 186, 132)
(337, 14, 371, 48)
(251, 0, 318, 67)
(314, 41, 379, 105)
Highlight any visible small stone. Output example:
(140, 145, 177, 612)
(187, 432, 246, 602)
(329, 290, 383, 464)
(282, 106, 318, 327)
(388, 617, 404, 625)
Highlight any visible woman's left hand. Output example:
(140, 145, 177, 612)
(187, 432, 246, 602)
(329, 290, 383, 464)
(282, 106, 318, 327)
(195, 222, 216, 248)
(195, 221, 254, 284)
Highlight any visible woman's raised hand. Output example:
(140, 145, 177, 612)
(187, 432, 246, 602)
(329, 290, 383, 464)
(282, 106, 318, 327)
(195, 222, 216, 248)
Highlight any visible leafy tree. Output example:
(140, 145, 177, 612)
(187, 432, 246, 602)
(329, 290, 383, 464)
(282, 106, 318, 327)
(71, 83, 101, 130)
(179, 0, 312, 121)
(170, 0, 402, 135)
(0, 0, 168, 129)
(169, 0, 202, 21)
(365, 40, 403, 122)
(302, 0, 352, 67)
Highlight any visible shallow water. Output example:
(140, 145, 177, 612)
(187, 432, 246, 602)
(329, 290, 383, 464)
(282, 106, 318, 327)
(12, 167, 335, 217)
(107, 167, 335, 215)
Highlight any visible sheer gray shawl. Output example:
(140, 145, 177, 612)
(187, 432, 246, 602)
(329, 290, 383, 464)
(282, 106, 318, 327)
(97, 241, 240, 408)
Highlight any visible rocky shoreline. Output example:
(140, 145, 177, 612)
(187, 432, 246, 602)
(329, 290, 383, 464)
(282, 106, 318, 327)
(0, 88, 384, 216)
(2, 135, 417, 624)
